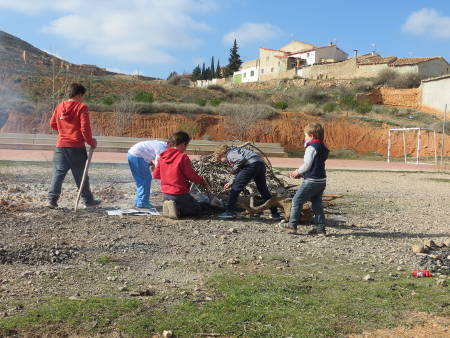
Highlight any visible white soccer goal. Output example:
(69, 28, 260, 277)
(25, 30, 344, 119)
(387, 127, 438, 164)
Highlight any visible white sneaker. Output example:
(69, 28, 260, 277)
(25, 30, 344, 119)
(162, 200, 178, 219)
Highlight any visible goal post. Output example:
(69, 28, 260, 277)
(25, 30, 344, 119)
(387, 127, 438, 165)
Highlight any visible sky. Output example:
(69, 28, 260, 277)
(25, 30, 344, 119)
(1, 0, 450, 79)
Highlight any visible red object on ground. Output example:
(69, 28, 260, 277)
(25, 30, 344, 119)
(411, 270, 432, 277)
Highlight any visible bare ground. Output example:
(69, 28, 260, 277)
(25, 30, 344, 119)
(0, 162, 449, 334)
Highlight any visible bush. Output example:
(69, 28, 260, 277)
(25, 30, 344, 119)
(391, 73, 422, 89)
(218, 103, 276, 120)
(339, 95, 357, 110)
(374, 69, 398, 86)
(196, 98, 207, 106)
(302, 103, 323, 116)
(209, 97, 222, 106)
(167, 75, 183, 86)
(299, 86, 328, 104)
(225, 89, 261, 103)
(355, 100, 372, 114)
(430, 121, 450, 135)
(134, 91, 154, 103)
(272, 100, 289, 110)
(101, 94, 117, 105)
(207, 84, 226, 93)
(323, 102, 337, 113)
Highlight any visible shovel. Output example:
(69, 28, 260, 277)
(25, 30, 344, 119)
(74, 146, 95, 212)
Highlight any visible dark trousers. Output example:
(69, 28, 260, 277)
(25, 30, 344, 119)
(48, 147, 94, 202)
(227, 162, 277, 214)
(163, 193, 210, 217)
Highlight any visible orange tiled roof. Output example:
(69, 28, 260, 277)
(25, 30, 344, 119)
(389, 57, 441, 66)
(357, 56, 397, 65)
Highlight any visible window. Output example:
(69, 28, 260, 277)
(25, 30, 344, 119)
(307, 53, 310, 57)
(271, 67, 274, 72)
(250, 70, 254, 76)
(261, 68, 264, 74)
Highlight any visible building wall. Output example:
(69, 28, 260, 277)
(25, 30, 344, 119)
(290, 50, 316, 65)
(390, 64, 418, 75)
(258, 48, 288, 81)
(421, 76, 450, 113)
(302, 58, 357, 79)
(234, 66, 259, 83)
(417, 59, 450, 78)
(280, 41, 314, 53)
(315, 46, 348, 63)
(356, 63, 390, 77)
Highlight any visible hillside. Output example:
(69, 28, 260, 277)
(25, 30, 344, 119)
(0, 30, 148, 78)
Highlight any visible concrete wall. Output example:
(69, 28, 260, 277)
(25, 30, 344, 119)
(234, 66, 259, 83)
(259, 48, 288, 81)
(356, 63, 389, 78)
(195, 78, 227, 87)
(421, 76, 450, 113)
(302, 58, 356, 79)
(417, 59, 450, 78)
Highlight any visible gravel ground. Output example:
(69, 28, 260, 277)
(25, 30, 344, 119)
(0, 162, 449, 307)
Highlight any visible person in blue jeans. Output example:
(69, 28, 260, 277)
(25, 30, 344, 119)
(213, 145, 280, 220)
(127, 140, 167, 208)
(283, 123, 329, 235)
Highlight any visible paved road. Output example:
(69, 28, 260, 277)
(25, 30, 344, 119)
(0, 149, 443, 172)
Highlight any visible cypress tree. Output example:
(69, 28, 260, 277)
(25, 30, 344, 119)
(216, 59, 222, 78)
(210, 56, 215, 80)
(227, 39, 242, 76)
(192, 64, 201, 81)
(201, 62, 206, 80)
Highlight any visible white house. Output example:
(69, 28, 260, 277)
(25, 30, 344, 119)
(233, 59, 259, 83)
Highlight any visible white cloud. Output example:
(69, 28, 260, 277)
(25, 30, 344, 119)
(223, 22, 283, 46)
(0, 0, 216, 63)
(403, 8, 450, 39)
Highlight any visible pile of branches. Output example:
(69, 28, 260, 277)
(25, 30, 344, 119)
(192, 142, 292, 198)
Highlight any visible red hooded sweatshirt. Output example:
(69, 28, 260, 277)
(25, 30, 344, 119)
(153, 148, 204, 195)
(50, 100, 95, 148)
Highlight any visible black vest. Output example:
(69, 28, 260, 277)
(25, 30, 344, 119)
(303, 141, 329, 180)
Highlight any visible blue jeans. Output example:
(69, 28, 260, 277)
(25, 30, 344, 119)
(128, 153, 152, 207)
(289, 180, 326, 230)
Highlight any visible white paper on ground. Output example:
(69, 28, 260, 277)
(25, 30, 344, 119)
(106, 208, 160, 216)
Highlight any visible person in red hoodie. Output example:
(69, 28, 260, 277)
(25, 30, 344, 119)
(47, 83, 100, 208)
(153, 131, 209, 219)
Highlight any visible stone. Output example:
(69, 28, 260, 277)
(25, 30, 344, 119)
(424, 240, 437, 248)
(397, 266, 404, 271)
(436, 279, 448, 287)
(411, 245, 427, 254)
(363, 274, 373, 281)
(227, 258, 239, 265)
(228, 228, 238, 234)
(162, 330, 173, 338)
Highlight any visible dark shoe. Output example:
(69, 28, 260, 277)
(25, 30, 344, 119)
(278, 222, 297, 233)
(269, 212, 282, 220)
(84, 199, 101, 208)
(218, 211, 237, 219)
(308, 228, 327, 236)
(162, 200, 178, 219)
(46, 200, 58, 209)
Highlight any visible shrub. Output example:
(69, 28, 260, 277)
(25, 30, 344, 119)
(391, 73, 422, 89)
(225, 89, 261, 103)
(196, 98, 207, 106)
(209, 97, 222, 106)
(430, 121, 450, 135)
(323, 102, 337, 113)
(167, 75, 182, 86)
(302, 103, 323, 116)
(272, 100, 289, 110)
(374, 69, 398, 86)
(207, 84, 226, 93)
(134, 91, 154, 103)
(218, 103, 276, 120)
(299, 86, 328, 104)
(355, 100, 372, 114)
(101, 94, 117, 105)
(339, 95, 357, 110)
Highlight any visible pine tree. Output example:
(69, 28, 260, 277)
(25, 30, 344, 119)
(227, 39, 242, 76)
(191, 64, 201, 81)
(216, 59, 222, 78)
(210, 56, 215, 80)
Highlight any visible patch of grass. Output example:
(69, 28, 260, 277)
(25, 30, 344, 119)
(0, 297, 141, 336)
(1, 274, 448, 337)
(209, 97, 222, 106)
(272, 100, 289, 110)
(328, 149, 384, 160)
(94, 255, 113, 266)
(134, 91, 154, 103)
(127, 274, 450, 337)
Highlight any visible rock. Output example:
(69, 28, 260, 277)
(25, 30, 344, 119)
(129, 289, 155, 297)
(68, 296, 79, 300)
(411, 245, 427, 254)
(363, 274, 373, 281)
(397, 266, 404, 271)
(204, 296, 213, 301)
(436, 279, 448, 287)
(119, 286, 128, 292)
(424, 240, 437, 248)
(228, 228, 238, 234)
(227, 258, 239, 265)
(162, 330, 173, 338)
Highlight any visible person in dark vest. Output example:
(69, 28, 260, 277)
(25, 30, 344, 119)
(283, 123, 329, 235)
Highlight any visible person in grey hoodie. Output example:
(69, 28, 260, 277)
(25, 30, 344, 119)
(213, 145, 280, 219)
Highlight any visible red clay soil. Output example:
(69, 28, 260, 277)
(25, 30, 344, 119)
(1, 111, 449, 157)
